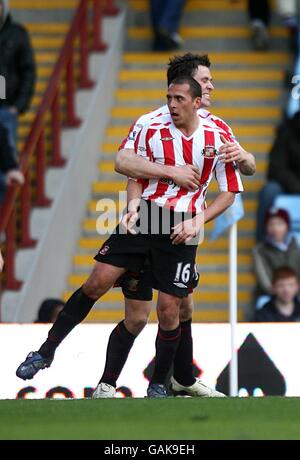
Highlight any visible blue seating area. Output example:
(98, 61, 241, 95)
(256, 295, 271, 310)
(256, 294, 300, 310)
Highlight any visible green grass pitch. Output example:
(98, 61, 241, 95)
(1, 397, 300, 440)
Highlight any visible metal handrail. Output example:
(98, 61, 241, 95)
(0, 0, 119, 295)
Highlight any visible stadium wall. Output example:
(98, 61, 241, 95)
(3, 323, 298, 399)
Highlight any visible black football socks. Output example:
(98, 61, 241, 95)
(99, 320, 136, 388)
(38, 287, 95, 359)
(173, 319, 195, 386)
(150, 325, 181, 385)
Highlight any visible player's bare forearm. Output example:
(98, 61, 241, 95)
(219, 136, 256, 176)
(171, 193, 236, 245)
(115, 148, 174, 180)
(121, 180, 142, 234)
(237, 151, 256, 176)
(201, 191, 236, 224)
(126, 179, 142, 212)
(115, 148, 201, 191)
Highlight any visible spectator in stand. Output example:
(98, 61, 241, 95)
(150, 0, 186, 51)
(253, 208, 300, 298)
(0, 122, 24, 203)
(34, 298, 65, 324)
(231, 0, 271, 50)
(255, 110, 300, 241)
(0, 0, 36, 149)
(254, 266, 300, 322)
(276, 0, 299, 57)
(247, 0, 271, 50)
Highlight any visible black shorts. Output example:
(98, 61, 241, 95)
(114, 260, 153, 301)
(94, 229, 197, 298)
(115, 261, 200, 301)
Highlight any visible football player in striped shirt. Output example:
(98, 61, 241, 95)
(99, 76, 243, 398)
(92, 54, 255, 398)
(16, 77, 242, 400)
(93, 75, 243, 398)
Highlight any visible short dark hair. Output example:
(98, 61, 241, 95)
(272, 266, 299, 284)
(169, 75, 202, 99)
(167, 53, 211, 86)
(35, 298, 65, 323)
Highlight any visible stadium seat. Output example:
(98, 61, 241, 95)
(256, 295, 271, 310)
(256, 294, 300, 310)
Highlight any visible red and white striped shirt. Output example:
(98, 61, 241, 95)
(134, 117, 244, 213)
(119, 105, 240, 151)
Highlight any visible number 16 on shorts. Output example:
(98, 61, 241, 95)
(174, 262, 191, 285)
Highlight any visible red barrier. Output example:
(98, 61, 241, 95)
(92, 0, 108, 51)
(51, 89, 65, 167)
(104, 0, 120, 16)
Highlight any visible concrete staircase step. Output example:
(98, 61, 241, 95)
(78, 236, 255, 252)
(128, 26, 288, 40)
(115, 88, 282, 102)
(128, 0, 246, 11)
(26, 22, 69, 33)
(122, 52, 290, 66)
(31, 36, 65, 49)
(110, 106, 281, 121)
(125, 25, 289, 52)
(72, 252, 252, 269)
(129, 12, 283, 29)
(63, 288, 251, 304)
(81, 308, 246, 323)
(119, 80, 284, 90)
(125, 40, 289, 53)
(119, 68, 284, 83)
(67, 271, 255, 289)
(11, 0, 78, 8)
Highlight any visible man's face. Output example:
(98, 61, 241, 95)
(193, 65, 214, 108)
(167, 83, 201, 128)
(273, 277, 299, 304)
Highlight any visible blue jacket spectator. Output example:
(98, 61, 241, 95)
(0, 0, 36, 148)
(256, 111, 300, 241)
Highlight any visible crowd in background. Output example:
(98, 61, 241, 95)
(250, 1, 300, 322)
(0, 0, 35, 205)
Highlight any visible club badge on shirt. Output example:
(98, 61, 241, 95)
(202, 145, 219, 158)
